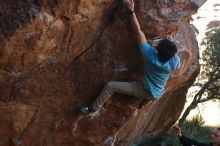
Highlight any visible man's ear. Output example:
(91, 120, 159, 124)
(152, 38, 162, 48)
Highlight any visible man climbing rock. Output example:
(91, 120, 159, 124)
(80, 0, 180, 116)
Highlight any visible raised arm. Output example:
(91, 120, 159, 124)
(123, 0, 147, 46)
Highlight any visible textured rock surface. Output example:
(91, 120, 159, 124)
(0, 0, 203, 146)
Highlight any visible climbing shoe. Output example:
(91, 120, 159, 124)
(80, 106, 93, 115)
(138, 99, 149, 109)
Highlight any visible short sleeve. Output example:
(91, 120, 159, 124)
(169, 55, 180, 71)
(139, 42, 155, 61)
(175, 55, 181, 69)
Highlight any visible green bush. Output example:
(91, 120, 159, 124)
(168, 115, 210, 146)
(135, 115, 210, 146)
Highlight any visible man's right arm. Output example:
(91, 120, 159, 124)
(129, 12, 147, 46)
(123, 0, 147, 46)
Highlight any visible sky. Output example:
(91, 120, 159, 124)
(185, 0, 220, 127)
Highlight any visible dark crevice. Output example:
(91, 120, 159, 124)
(60, 27, 106, 77)
(10, 105, 39, 145)
(7, 74, 26, 102)
(9, 84, 16, 101)
(60, 16, 73, 54)
(60, 1, 121, 77)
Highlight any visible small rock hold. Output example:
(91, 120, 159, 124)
(113, 66, 128, 73)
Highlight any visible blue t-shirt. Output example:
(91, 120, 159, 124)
(139, 42, 180, 98)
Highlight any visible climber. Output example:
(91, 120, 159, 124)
(171, 125, 220, 146)
(80, 0, 180, 116)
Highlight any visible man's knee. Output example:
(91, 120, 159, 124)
(105, 81, 119, 92)
(105, 81, 115, 88)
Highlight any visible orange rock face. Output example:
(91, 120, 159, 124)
(0, 0, 203, 146)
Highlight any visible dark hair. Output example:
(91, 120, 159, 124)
(218, 128, 220, 131)
(157, 39, 178, 62)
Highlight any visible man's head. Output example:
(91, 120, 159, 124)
(156, 39, 178, 62)
(210, 128, 220, 144)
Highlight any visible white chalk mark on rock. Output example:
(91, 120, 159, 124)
(114, 66, 128, 73)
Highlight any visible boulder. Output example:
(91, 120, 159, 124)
(0, 0, 204, 145)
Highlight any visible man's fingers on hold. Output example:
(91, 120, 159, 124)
(122, 0, 128, 8)
(123, 0, 128, 6)
(126, 0, 132, 5)
(126, 0, 132, 8)
(124, 0, 128, 4)
(132, 0, 134, 5)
